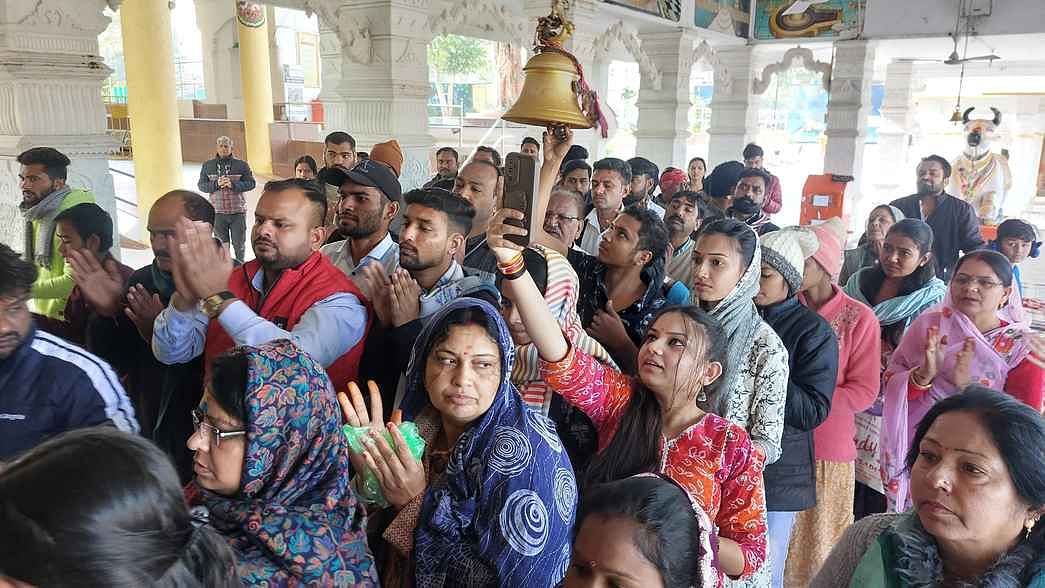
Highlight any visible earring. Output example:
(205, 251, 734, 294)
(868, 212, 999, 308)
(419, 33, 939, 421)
(1025, 517, 1038, 540)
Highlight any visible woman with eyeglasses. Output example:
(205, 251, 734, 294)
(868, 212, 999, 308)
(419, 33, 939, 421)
(185, 339, 379, 586)
(880, 249, 1044, 512)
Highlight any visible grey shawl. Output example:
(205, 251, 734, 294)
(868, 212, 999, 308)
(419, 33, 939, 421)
(690, 225, 764, 417)
(20, 185, 71, 266)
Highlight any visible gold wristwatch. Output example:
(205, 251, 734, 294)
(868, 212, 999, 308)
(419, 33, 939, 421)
(202, 291, 236, 319)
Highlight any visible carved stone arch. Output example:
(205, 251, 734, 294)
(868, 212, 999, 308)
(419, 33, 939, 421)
(589, 21, 663, 91)
(428, 0, 528, 45)
(302, 0, 360, 62)
(683, 39, 732, 95)
(752, 47, 831, 95)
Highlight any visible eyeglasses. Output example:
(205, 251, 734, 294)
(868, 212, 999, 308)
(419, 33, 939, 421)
(547, 213, 581, 224)
(952, 274, 1004, 289)
(191, 409, 246, 448)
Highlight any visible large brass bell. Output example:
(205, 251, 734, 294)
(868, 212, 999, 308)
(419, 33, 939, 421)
(502, 50, 593, 130)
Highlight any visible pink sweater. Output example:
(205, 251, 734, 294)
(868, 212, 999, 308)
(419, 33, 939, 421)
(798, 285, 881, 462)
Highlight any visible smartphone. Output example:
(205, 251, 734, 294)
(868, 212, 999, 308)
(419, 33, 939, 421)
(502, 152, 538, 247)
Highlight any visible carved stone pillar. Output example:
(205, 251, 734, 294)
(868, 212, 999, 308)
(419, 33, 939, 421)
(635, 30, 693, 167)
(823, 40, 876, 210)
(308, 0, 435, 191)
(876, 60, 918, 196)
(707, 46, 756, 167)
(0, 0, 119, 252)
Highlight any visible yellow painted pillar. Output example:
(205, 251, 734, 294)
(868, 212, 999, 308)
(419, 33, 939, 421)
(236, 2, 274, 175)
(120, 0, 183, 237)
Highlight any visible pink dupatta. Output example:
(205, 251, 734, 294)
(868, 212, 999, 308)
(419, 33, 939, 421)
(880, 294, 1031, 511)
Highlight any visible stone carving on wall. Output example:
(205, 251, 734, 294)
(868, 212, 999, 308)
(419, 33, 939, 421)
(7, 0, 111, 54)
(17, 0, 99, 32)
(683, 39, 732, 95)
(589, 21, 663, 91)
(303, 0, 373, 64)
(429, 0, 528, 44)
(751, 46, 832, 95)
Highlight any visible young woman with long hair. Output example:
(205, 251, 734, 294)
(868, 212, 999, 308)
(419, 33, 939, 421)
(487, 210, 768, 582)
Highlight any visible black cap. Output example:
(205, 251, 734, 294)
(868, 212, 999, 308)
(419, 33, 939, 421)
(317, 159, 402, 201)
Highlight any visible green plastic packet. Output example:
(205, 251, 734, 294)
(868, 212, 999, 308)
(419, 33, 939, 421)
(343, 422, 426, 508)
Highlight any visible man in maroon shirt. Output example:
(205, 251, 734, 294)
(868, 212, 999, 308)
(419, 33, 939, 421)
(33, 203, 132, 346)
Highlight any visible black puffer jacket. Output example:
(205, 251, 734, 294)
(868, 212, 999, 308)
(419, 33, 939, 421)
(760, 296, 839, 511)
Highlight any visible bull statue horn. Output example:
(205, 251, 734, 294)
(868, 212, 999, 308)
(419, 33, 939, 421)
(962, 107, 975, 124)
(990, 107, 1002, 126)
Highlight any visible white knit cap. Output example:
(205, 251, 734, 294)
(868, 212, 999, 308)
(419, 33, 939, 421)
(760, 228, 819, 294)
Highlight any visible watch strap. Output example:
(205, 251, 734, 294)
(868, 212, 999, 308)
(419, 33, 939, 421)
(203, 291, 236, 318)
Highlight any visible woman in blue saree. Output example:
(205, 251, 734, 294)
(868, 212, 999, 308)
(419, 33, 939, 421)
(346, 297, 577, 587)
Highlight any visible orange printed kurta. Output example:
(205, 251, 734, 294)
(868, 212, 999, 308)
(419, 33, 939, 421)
(541, 347, 768, 580)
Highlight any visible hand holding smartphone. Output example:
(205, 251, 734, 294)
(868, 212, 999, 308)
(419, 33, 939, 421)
(501, 152, 539, 247)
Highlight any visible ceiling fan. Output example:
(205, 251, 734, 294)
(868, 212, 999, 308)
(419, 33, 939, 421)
(897, 0, 1001, 65)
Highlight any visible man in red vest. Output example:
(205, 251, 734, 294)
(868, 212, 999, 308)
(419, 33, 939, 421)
(152, 178, 369, 390)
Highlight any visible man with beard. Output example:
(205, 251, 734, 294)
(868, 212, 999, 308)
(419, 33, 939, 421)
(197, 136, 255, 262)
(152, 179, 370, 392)
(727, 168, 779, 236)
(423, 146, 460, 188)
(577, 158, 631, 256)
(0, 243, 137, 461)
(16, 147, 96, 321)
(65, 190, 214, 481)
(625, 156, 665, 218)
(318, 131, 358, 242)
(743, 142, 783, 215)
(357, 188, 497, 415)
(891, 155, 984, 281)
(320, 160, 401, 301)
(453, 159, 503, 278)
(663, 190, 713, 294)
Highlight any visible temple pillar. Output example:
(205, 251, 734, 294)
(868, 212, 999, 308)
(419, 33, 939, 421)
(236, 2, 275, 175)
(707, 46, 757, 166)
(322, 0, 435, 190)
(635, 30, 693, 168)
(876, 60, 918, 197)
(0, 0, 121, 250)
(121, 0, 184, 230)
(823, 40, 876, 213)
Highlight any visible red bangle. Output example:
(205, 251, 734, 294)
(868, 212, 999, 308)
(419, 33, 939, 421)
(497, 252, 525, 277)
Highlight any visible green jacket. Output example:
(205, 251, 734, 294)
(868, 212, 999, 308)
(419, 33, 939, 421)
(28, 188, 96, 320)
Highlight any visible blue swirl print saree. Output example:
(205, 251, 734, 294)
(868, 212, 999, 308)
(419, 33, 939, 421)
(400, 297, 578, 587)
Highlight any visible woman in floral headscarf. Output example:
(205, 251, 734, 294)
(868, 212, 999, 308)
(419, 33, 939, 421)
(498, 244, 617, 474)
(185, 339, 378, 586)
(346, 297, 577, 587)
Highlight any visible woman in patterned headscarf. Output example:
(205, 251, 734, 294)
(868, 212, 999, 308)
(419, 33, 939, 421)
(350, 297, 577, 587)
(498, 244, 616, 474)
(185, 339, 378, 586)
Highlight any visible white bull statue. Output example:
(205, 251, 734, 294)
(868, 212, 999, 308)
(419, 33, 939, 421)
(951, 106, 1012, 223)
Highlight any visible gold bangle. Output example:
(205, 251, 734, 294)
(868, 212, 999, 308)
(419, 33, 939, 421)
(910, 372, 933, 390)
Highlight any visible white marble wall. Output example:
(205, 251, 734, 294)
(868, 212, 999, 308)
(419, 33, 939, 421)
(0, 0, 118, 253)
